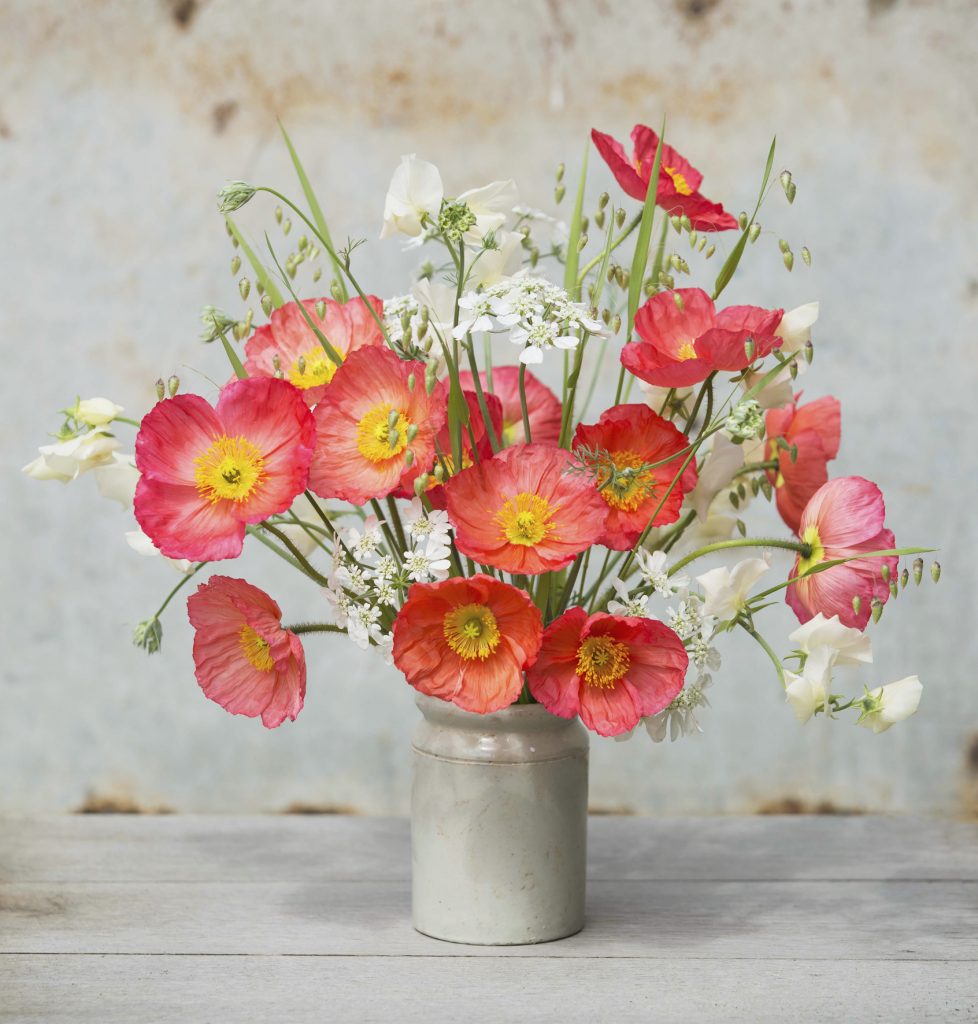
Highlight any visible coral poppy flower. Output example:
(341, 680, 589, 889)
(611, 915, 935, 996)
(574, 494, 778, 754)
(392, 574, 542, 713)
(591, 124, 738, 231)
(308, 347, 447, 505)
(444, 443, 607, 575)
(458, 365, 562, 446)
(421, 389, 503, 510)
(765, 394, 842, 533)
(786, 476, 897, 631)
(187, 575, 306, 728)
(244, 296, 385, 406)
(134, 377, 316, 562)
(573, 404, 698, 550)
(526, 609, 688, 737)
(623, 288, 784, 389)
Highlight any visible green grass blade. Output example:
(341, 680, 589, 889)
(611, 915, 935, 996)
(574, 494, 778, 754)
(563, 140, 589, 299)
(627, 118, 665, 340)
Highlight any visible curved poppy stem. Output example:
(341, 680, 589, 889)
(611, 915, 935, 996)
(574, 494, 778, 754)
(667, 537, 811, 578)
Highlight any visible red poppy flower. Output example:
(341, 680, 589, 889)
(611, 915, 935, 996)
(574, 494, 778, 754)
(765, 394, 841, 533)
(244, 296, 385, 406)
(526, 609, 688, 737)
(392, 574, 543, 713)
(591, 124, 738, 231)
(622, 287, 783, 389)
(458, 365, 563, 446)
(573, 404, 697, 550)
(444, 443, 607, 575)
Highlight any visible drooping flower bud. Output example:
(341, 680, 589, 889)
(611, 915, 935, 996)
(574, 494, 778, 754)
(670, 215, 682, 233)
(900, 568, 909, 589)
(315, 300, 326, 320)
(425, 361, 438, 394)
(748, 222, 761, 243)
(133, 618, 163, 654)
(261, 294, 273, 316)
(414, 473, 430, 497)
(230, 255, 241, 275)
(881, 564, 891, 583)
(238, 278, 250, 301)
(217, 181, 257, 213)
(407, 372, 416, 392)
(738, 212, 748, 230)
(274, 205, 283, 224)
(672, 291, 684, 311)
(804, 340, 814, 364)
(783, 250, 795, 272)
(598, 191, 609, 210)
(705, 244, 715, 259)
(282, 218, 292, 236)
(679, 214, 691, 233)
(743, 338, 756, 361)
(577, 233, 588, 252)
(554, 185, 566, 204)
(930, 561, 941, 583)
(404, 449, 414, 468)
(312, 267, 322, 282)
(155, 379, 166, 401)
(870, 597, 884, 624)
(556, 163, 565, 182)
(912, 557, 924, 585)
(167, 375, 180, 397)
(615, 208, 626, 228)
(406, 424, 419, 443)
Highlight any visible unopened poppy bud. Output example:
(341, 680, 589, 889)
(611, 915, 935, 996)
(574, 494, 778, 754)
(407, 372, 416, 392)
(783, 250, 795, 272)
(881, 564, 891, 583)
(414, 473, 429, 497)
(554, 185, 566, 204)
(577, 233, 588, 252)
(738, 212, 748, 230)
(425, 361, 438, 394)
(680, 214, 691, 232)
(296, 356, 306, 376)
(167, 375, 180, 397)
(779, 238, 790, 254)
(312, 267, 322, 282)
(801, 246, 812, 266)
(261, 294, 273, 316)
(282, 218, 292, 236)
(748, 222, 761, 243)
(852, 595, 862, 616)
(670, 215, 682, 233)
(870, 597, 884, 624)
(900, 568, 909, 589)
(230, 255, 241, 275)
(598, 191, 609, 210)
(912, 557, 924, 585)
(705, 244, 716, 259)
(556, 162, 565, 182)
(930, 561, 941, 583)
(155, 378, 166, 401)
(804, 340, 814, 364)
(612, 314, 622, 333)
(238, 278, 250, 300)
(744, 338, 756, 361)
(274, 205, 283, 224)
(406, 424, 419, 443)
(615, 208, 626, 228)
(315, 300, 327, 320)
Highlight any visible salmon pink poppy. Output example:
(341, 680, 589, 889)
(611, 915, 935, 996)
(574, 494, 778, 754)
(765, 394, 841, 533)
(244, 296, 385, 406)
(134, 377, 316, 562)
(308, 347, 447, 505)
(458, 365, 562, 446)
(786, 476, 897, 630)
(444, 443, 607, 575)
(591, 124, 738, 231)
(187, 575, 306, 728)
(573, 404, 697, 550)
(623, 288, 783, 389)
(392, 574, 542, 713)
(527, 609, 688, 737)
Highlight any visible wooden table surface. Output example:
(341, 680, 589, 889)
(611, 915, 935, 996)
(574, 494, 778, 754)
(1, 815, 976, 1022)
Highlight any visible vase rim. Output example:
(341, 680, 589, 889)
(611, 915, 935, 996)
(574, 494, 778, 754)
(414, 693, 574, 731)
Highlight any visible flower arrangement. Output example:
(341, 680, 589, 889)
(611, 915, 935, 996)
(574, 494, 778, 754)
(26, 122, 936, 742)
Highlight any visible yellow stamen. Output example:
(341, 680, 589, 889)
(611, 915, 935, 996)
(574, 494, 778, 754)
(677, 341, 697, 361)
(577, 635, 630, 689)
(598, 450, 656, 512)
(427, 450, 473, 490)
(288, 348, 341, 390)
(443, 603, 501, 661)
(797, 525, 825, 575)
(194, 434, 264, 504)
(356, 403, 410, 463)
(239, 625, 274, 672)
(663, 165, 693, 196)
(495, 492, 559, 547)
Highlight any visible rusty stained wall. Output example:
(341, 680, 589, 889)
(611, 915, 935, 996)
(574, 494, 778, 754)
(2, 0, 977, 815)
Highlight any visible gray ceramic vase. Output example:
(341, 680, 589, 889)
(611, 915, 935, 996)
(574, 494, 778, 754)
(411, 693, 589, 945)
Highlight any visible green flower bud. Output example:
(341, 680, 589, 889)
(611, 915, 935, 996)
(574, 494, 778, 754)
(738, 212, 748, 230)
(783, 250, 795, 272)
(330, 279, 343, 301)
(404, 449, 414, 468)
(433, 463, 445, 483)
(167, 375, 180, 397)
(297, 234, 308, 252)
(296, 356, 306, 376)
(680, 214, 692, 233)
(238, 278, 250, 301)
(670, 215, 682, 234)
(598, 191, 609, 210)
(425, 361, 438, 394)
(801, 246, 812, 266)
(748, 222, 761, 243)
(312, 267, 322, 282)
(414, 473, 429, 497)
(744, 338, 756, 361)
(407, 373, 416, 392)
(274, 205, 283, 224)
(554, 185, 566, 204)
(282, 218, 292, 236)
(852, 595, 862, 616)
(406, 424, 419, 442)
(930, 561, 941, 583)
(230, 255, 241, 275)
(133, 618, 163, 654)
(912, 557, 924, 585)
(261, 295, 273, 316)
(577, 233, 588, 252)
(155, 379, 166, 401)
(881, 564, 891, 583)
(804, 340, 814, 364)
(900, 568, 909, 589)
(705, 244, 716, 259)
(870, 597, 884, 624)
(612, 314, 622, 334)
(615, 208, 626, 228)
(779, 238, 790, 254)
(672, 291, 684, 311)
(217, 181, 257, 213)
(556, 163, 565, 182)
(889, 580, 898, 598)
(315, 300, 327, 320)
(688, 230, 698, 249)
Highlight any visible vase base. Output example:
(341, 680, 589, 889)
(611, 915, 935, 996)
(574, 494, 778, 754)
(413, 921, 585, 947)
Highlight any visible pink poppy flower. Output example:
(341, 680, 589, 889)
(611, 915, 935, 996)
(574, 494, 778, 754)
(458, 365, 563, 446)
(187, 575, 305, 728)
(244, 296, 385, 406)
(591, 124, 738, 231)
(623, 288, 784, 389)
(765, 394, 842, 533)
(786, 476, 897, 630)
(134, 377, 316, 562)
(526, 609, 688, 737)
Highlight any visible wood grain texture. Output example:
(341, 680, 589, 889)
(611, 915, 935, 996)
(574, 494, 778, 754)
(1, 816, 976, 1022)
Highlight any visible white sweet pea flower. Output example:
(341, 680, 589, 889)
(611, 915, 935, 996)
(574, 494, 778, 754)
(93, 453, 139, 510)
(381, 155, 443, 239)
(784, 645, 835, 724)
(125, 530, 193, 573)
(23, 429, 120, 483)
(688, 432, 744, 521)
(856, 676, 922, 734)
(71, 397, 125, 427)
(696, 557, 770, 620)
(468, 231, 525, 288)
(456, 179, 519, 238)
(789, 613, 873, 667)
(775, 302, 819, 355)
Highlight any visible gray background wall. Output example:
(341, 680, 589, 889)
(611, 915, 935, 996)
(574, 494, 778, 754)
(3, 0, 976, 817)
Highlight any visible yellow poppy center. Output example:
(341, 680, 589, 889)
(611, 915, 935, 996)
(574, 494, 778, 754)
(239, 625, 274, 672)
(577, 635, 630, 689)
(194, 434, 264, 504)
(443, 603, 501, 661)
(495, 492, 559, 547)
(428, 450, 473, 490)
(288, 348, 340, 390)
(677, 340, 697, 361)
(597, 450, 656, 512)
(356, 403, 410, 463)
(664, 165, 693, 196)
(797, 525, 825, 576)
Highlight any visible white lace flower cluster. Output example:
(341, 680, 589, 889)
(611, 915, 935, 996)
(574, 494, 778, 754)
(322, 501, 453, 657)
(452, 272, 605, 364)
(607, 550, 689, 617)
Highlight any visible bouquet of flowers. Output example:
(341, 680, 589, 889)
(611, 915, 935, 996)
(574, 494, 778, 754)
(25, 122, 935, 741)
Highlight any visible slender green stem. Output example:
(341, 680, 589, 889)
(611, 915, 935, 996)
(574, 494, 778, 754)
(518, 363, 533, 443)
(667, 537, 810, 577)
(558, 333, 591, 448)
(153, 562, 207, 619)
(115, 416, 142, 428)
(248, 526, 316, 578)
(739, 618, 786, 688)
(369, 499, 403, 566)
(576, 213, 642, 287)
(288, 623, 346, 636)
(385, 496, 408, 554)
(464, 341, 502, 452)
(733, 459, 779, 478)
(260, 522, 330, 586)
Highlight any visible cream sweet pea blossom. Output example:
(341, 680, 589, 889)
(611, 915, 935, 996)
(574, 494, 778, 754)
(456, 179, 519, 239)
(688, 433, 744, 521)
(789, 613, 872, 666)
(784, 645, 835, 724)
(380, 155, 443, 239)
(93, 453, 140, 509)
(23, 429, 120, 483)
(468, 231, 523, 288)
(696, 557, 770, 620)
(856, 676, 923, 733)
(125, 529, 194, 573)
(75, 397, 124, 427)
(776, 302, 819, 354)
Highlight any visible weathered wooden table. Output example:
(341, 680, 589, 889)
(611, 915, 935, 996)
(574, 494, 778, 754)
(1, 816, 976, 1022)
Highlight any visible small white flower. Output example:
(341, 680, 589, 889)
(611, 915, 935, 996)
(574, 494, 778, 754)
(23, 428, 120, 483)
(347, 602, 383, 650)
(373, 554, 399, 581)
(789, 613, 872, 667)
(344, 516, 384, 562)
(856, 676, 922, 734)
(608, 579, 650, 617)
(635, 549, 687, 596)
(380, 154, 443, 239)
(645, 685, 711, 742)
(696, 557, 770, 621)
(75, 398, 125, 427)
(784, 646, 836, 724)
(336, 562, 370, 595)
(452, 292, 512, 340)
